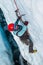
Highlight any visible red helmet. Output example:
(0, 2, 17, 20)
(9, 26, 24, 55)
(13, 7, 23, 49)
(8, 23, 14, 31)
(8, 23, 18, 31)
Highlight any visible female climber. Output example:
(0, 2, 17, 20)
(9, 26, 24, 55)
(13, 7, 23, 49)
(8, 9, 37, 53)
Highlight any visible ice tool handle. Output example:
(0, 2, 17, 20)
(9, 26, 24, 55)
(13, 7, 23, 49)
(14, 0, 25, 23)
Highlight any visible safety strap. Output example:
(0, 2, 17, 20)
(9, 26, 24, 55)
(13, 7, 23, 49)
(14, 0, 18, 9)
(14, 0, 25, 23)
(14, 0, 20, 15)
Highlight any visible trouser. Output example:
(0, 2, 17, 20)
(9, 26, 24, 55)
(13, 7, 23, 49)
(20, 30, 33, 52)
(28, 35, 33, 52)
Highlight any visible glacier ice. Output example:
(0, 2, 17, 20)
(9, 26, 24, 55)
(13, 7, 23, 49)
(0, 0, 43, 65)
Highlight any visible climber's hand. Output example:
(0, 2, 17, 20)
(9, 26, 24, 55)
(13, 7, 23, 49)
(24, 21, 29, 26)
(15, 9, 19, 12)
(18, 16, 21, 20)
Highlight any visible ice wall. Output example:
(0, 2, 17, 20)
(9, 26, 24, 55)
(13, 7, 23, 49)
(0, 0, 43, 65)
(0, 25, 14, 65)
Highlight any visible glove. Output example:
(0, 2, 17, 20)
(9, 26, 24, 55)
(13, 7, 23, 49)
(24, 21, 29, 26)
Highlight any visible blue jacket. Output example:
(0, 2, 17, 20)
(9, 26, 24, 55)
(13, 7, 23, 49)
(13, 18, 27, 37)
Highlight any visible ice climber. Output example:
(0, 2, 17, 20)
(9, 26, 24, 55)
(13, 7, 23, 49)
(8, 9, 37, 53)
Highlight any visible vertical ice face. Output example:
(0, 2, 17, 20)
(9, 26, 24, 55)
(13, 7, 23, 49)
(0, 25, 14, 65)
(0, 0, 43, 65)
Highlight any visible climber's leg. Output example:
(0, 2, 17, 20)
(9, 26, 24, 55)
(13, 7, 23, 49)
(27, 35, 37, 53)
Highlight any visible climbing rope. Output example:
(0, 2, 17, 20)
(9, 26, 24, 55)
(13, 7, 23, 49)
(14, 0, 21, 15)
(14, 0, 26, 23)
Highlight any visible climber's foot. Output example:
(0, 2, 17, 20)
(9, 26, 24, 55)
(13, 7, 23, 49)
(29, 50, 37, 53)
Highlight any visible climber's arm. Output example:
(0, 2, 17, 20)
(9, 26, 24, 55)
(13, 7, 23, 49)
(15, 16, 21, 26)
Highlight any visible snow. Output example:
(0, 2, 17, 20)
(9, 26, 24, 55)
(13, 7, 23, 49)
(0, 0, 43, 65)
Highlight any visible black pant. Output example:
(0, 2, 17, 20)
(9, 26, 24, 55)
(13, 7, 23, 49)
(28, 35, 33, 52)
(20, 30, 33, 52)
